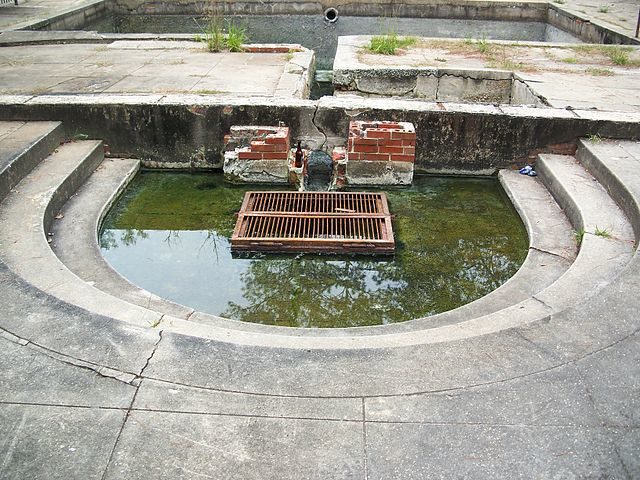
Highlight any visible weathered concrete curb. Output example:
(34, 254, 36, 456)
(0, 135, 634, 351)
(0, 121, 63, 201)
(1, 94, 638, 173)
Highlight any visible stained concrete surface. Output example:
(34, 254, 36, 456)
(0, 41, 307, 97)
(335, 35, 640, 111)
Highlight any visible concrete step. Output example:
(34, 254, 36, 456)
(0, 140, 162, 329)
(535, 153, 636, 310)
(576, 138, 640, 244)
(51, 157, 195, 320)
(0, 120, 64, 201)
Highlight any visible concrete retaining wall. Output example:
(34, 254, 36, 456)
(111, 0, 548, 20)
(22, 0, 110, 31)
(547, 5, 640, 46)
(0, 95, 638, 174)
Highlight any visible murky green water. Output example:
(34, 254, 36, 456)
(99, 172, 528, 328)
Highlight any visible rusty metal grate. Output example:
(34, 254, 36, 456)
(231, 191, 395, 254)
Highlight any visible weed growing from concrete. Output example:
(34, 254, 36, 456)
(476, 37, 490, 54)
(587, 133, 603, 143)
(562, 57, 579, 64)
(586, 67, 614, 76)
(574, 228, 584, 246)
(194, 15, 225, 52)
(226, 21, 247, 52)
(71, 131, 89, 141)
(368, 33, 416, 55)
(598, 5, 609, 13)
(594, 226, 612, 238)
(606, 46, 630, 66)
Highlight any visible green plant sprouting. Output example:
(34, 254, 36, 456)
(226, 21, 247, 52)
(368, 32, 416, 55)
(476, 36, 490, 54)
(586, 133, 603, 143)
(594, 226, 612, 238)
(574, 228, 585, 246)
(193, 15, 247, 52)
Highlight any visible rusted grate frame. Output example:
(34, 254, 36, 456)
(243, 191, 390, 216)
(232, 191, 395, 254)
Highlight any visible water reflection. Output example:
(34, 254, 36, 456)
(99, 173, 528, 327)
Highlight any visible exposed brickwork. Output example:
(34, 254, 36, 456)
(224, 126, 290, 161)
(347, 121, 416, 163)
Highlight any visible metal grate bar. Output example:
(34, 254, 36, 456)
(241, 191, 386, 215)
(232, 191, 395, 254)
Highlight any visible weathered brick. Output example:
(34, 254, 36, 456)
(265, 135, 288, 145)
(251, 141, 279, 152)
(391, 131, 416, 141)
(403, 146, 416, 155)
(262, 151, 289, 160)
(353, 144, 379, 154)
(238, 150, 262, 160)
(366, 129, 392, 140)
(363, 153, 391, 161)
(391, 154, 415, 162)
(379, 146, 404, 154)
(351, 138, 380, 146)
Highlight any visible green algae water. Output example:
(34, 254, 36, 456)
(99, 172, 528, 328)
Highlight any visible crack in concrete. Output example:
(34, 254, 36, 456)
(531, 294, 555, 313)
(139, 329, 163, 378)
(100, 331, 163, 480)
(530, 245, 574, 262)
(311, 103, 328, 150)
(0, 325, 138, 385)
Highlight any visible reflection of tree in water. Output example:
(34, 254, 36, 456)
(222, 234, 522, 328)
(99, 228, 149, 250)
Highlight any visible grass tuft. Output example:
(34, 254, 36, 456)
(368, 33, 416, 55)
(586, 67, 615, 76)
(226, 21, 247, 52)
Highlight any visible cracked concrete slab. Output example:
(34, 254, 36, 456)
(0, 404, 125, 480)
(103, 411, 364, 480)
(333, 36, 640, 111)
(365, 423, 629, 479)
(365, 365, 601, 426)
(0, 41, 313, 99)
(0, 336, 136, 408)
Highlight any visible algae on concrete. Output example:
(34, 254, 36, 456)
(100, 172, 527, 328)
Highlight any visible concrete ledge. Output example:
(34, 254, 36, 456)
(0, 120, 63, 201)
(8, 0, 109, 32)
(577, 139, 640, 243)
(0, 140, 164, 328)
(1, 94, 638, 173)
